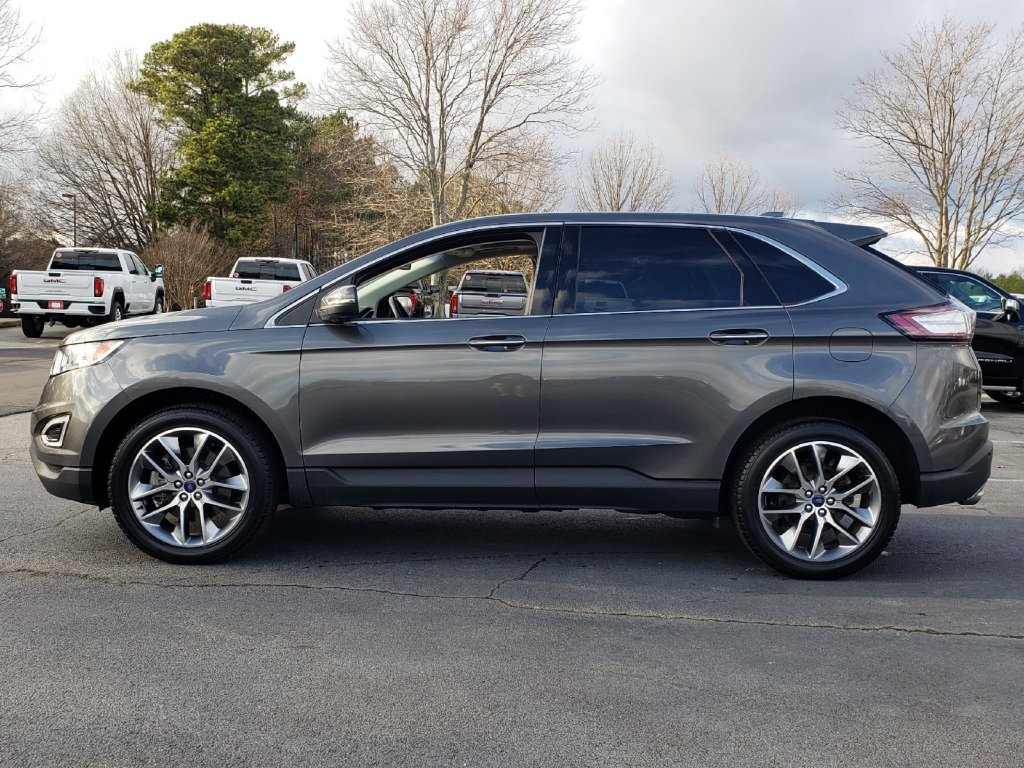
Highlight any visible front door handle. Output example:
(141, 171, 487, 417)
(708, 329, 770, 346)
(467, 335, 527, 352)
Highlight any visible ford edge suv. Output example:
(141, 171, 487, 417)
(30, 213, 992, 578)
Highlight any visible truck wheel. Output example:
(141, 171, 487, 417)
(152, 293, 164, 315)
(20, 315, 44, 338)
(729, 421, 901, 579)
(107, 405, 280, 563)
(108, 299, 124, 323)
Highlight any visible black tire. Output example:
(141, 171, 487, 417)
(986, 390, 1024, 406)
(108, 298, 124, 322)
(20, 315, 44, 338)
(108, 405, 280, 564)
(152, 292, 164, 315)
(728, 420, 901, 579)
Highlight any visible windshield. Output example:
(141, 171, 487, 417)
(50, 250, 122, 272)
(234, 260, 302, 281)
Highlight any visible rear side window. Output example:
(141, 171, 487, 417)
(234, 260, 302, 281)
(50, 251, 122, 272)
(731, 232, 836, 304)
(459, 272, 528, 294)
(574, 226, 742, 312)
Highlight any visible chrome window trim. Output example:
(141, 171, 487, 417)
(265, 219, 847, 327)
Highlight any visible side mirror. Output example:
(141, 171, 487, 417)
(1003, 297, 1020, 315)
(152, 265, 164, 280)
(317, 284, 359, 324)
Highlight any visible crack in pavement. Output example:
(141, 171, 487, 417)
(0, 506, 92, 545)
(2, 565, 1021, 641)
(487, 557, 547, 598)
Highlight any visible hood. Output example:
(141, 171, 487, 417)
(61, 306, 243, 345)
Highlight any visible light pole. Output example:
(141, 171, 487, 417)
(61, 193, 77, 247)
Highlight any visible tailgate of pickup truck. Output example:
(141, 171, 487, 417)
(16, 271, 95, 299)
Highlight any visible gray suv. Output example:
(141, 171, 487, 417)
(30, 214, 992, 578)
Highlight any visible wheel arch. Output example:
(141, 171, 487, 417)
(720, 396, 922, 507)
(90, 387, 295, 509)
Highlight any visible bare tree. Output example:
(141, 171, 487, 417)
(572, 131, 674, 212)
(141, 224, 235, 311)
(692, 152, 799, 216)
(321, 0, 594, 226)
(835, 17, 1024, 269)
(35, 51, 175, 251)
(0, 0, 43, 158)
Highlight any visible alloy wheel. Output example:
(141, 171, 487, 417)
(757, 440, 881, 562)
(126, 427, 250, 548)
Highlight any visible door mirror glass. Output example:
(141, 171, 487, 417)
(153, 265, 164, 279)
(318, 285, 359, 324)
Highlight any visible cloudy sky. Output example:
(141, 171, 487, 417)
(13, 0, 1024, 271)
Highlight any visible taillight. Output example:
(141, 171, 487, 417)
(8, 273, 16, 296)
(882, 300, 976, 341)
(204, 281, 212, 301)
(450, 293, 458, 316)
(282, 284, 291, 293)
(410, 292, 419, 314)
(93, 276, 104, 298)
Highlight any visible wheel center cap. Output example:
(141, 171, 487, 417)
(183, 480, 198, 493)
(811, 494, 826, 507)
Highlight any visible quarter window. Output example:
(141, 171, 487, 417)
(575, 226, 742, 313)
(730, 232, 835, 305)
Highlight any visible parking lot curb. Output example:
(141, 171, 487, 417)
(0, 318, 20, 328)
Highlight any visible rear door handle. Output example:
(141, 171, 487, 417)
(708, 329, 770, 346)
(468, 335, 527, 352)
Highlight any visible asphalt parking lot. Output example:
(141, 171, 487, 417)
(1, 324, 1022, 766)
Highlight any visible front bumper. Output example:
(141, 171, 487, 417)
(30, 453, 95, 504)
(916, 439, 993, 508)
(30, 361, 126, 506)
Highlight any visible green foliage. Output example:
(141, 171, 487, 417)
(985, 271, 1024, 295)
(133, 24, 303, 248)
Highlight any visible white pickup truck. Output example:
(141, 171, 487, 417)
(9, 248, 165, 337)
(204, 258, 316, 308)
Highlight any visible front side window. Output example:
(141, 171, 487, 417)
(574, 226, 742, 313)
(922, 272, 1004, 313)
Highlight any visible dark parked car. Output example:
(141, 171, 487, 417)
(911, 266, 1024, 405)
(30, 213, 991, 578)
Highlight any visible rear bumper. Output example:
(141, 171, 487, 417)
(916, 439, 993, 508)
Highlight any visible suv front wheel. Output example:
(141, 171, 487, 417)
(108, 405, 279, 563)
(729, 421, 901, 579)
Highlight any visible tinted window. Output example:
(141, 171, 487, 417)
(575, 226, 741, 312)
(921, 272, 1004, 313)
(50, 250, 122, 272)
(732, 232, 835, 304)
(458, 272, 528, 294)
(234, 260, 302, 281)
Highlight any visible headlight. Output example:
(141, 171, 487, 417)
(50, 340, 124, 376)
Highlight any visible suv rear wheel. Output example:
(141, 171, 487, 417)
(730, 421, 901, 579)
(108, 405, 279, 563)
